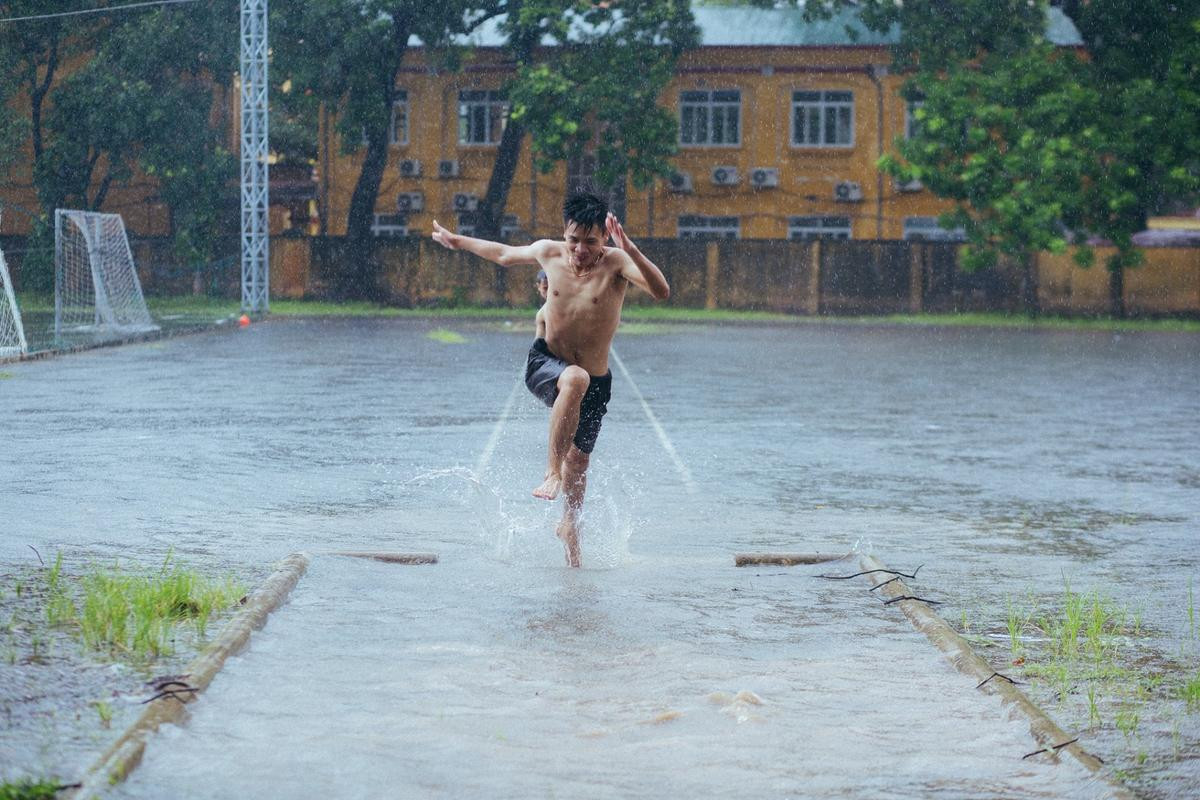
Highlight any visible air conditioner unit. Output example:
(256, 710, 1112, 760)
(834, 180, 864, 202)
(396, 192, 424, 212)
(750, 167, 779, 188)
(667, 171, 693, 193)
(453, 193, 479, 212)
(438, 160, 461, 179)
(894, 177, 923, 193)
(398, 159, 422, 178)
(711, 166, 740, 186)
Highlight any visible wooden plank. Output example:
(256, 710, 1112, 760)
(329, 551, 439, 565)
(734, 552, 849, 567)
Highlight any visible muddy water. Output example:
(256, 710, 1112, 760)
(2, 318, 1197, 795)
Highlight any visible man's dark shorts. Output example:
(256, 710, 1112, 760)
(524, 338, 612, 455)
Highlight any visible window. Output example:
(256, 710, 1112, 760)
(371, 214, 409, 238)
(903, 216, 966, 242)
(390, 91, 409, 145)
(789, 216, 852, 240)
(905, 98, 925, 140)
(678, 215, 739, 239)
(458, 90, 507, 145)
(792, 90, 854, 147)
(680, 89, 741, 146)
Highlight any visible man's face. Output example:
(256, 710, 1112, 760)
(564, 221, 605, 271)
(537, 278, 548, 300)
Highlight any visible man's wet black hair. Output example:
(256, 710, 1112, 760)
(563, 191, 607, 233)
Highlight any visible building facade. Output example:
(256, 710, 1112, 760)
(316, 5, 1082, 243)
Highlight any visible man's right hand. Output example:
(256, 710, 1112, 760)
(431, 219, 459, 250)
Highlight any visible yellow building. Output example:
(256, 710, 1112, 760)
(316, 4, 1084, 243)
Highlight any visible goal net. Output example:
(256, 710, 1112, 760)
(55, 209, 157, 340)
(0, 215, 28, 358)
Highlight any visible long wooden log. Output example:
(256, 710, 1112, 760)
(734, 552, 850, 567)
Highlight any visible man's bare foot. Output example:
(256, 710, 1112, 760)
(533, 474, 562, 500)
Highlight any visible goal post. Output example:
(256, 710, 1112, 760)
(54, 209, 157, 341)
(0, 213, 28, 358)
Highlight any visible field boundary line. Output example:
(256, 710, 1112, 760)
(611, 347, 697, 494)
(476, 373, 524, 473)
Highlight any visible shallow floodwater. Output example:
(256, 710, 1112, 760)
(2, 318, 1198, 795)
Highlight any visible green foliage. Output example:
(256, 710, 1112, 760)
(507, 0, 700, 190)
(0, 779, 63, 800)
(805, 0, 1200, 308)
(2, 0, 239, 271)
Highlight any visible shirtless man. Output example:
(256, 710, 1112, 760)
(431, 191, 670, 567)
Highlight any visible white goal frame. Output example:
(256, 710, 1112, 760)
(54, 209, 157, 340)
(0, 213, 29, 358)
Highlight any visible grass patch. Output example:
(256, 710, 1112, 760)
(43, 551, 245, 663)
(1180, 672, 1200, 709)
(0, 779, 67, 800)
(426, 328, 468, 344)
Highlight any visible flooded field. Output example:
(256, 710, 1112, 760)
(2, 317, 1198, 796)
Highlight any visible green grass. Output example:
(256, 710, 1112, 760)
(426, 328, 468, 344)
(0, 779, 65, 800)
(15, 292, 1200, 331)
(44, 551, 245, 663)
(1181, 672, 1200, 709)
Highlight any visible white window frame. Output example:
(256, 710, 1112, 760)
(371, 213, 409, 238)
(791, 89, 855, 148)
(679, 89, 742, 147)
(458, 90, 508, 146)
(677, 215, 740, 240)
(390, 91, 409, 146)
(905, 98, 925, 141)
(788, 216, 852, 240)
(903, 216, 966, 242)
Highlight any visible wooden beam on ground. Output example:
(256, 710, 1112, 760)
(329, 551, 439, 565)
(734, 552, 849, 567)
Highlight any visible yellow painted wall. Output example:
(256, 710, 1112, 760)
(1125, 248, 1200, 315)
(317, 44, 951, 242)
(1038, 247, 1200, 315)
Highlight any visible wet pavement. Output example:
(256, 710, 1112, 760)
(2, 317, 1198, 796)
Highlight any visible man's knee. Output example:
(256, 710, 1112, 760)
(563, 446, 590, 475)
(557, 366, 590, 398)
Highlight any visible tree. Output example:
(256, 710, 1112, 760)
(473, 0, 699, 241)
(2, 1, 241, 289)
(272, 0, 479, 299)
(807, 0, 1200, 315)
(273, 0, 697, 299)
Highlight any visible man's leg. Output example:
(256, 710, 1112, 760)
(555, 445, 589, 567)
(533, 366, 590, 500)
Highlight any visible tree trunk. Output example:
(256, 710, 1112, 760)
(342, 124, 391, 300)
(473, 15, 538, 304)
(475, 117, 526, 304)
(340, 20, 410, 301)
(1108, 263, 1126, 318)
(1020, 251, 1040, 316)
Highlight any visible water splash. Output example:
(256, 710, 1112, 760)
(406, 462, 636, 568)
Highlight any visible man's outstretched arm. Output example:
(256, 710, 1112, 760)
(431, 219, 549, 267)
(607, 213, 670, 300)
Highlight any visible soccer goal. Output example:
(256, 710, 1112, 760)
(0, 215, 29, 358)
(55, 209, 157, 340)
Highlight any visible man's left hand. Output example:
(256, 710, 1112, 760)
(606, 212, 634, 252)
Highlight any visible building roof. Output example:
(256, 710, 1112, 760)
(422, 3, 1082, 49)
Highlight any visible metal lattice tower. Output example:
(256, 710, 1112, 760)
(240, 0, 269, 313)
